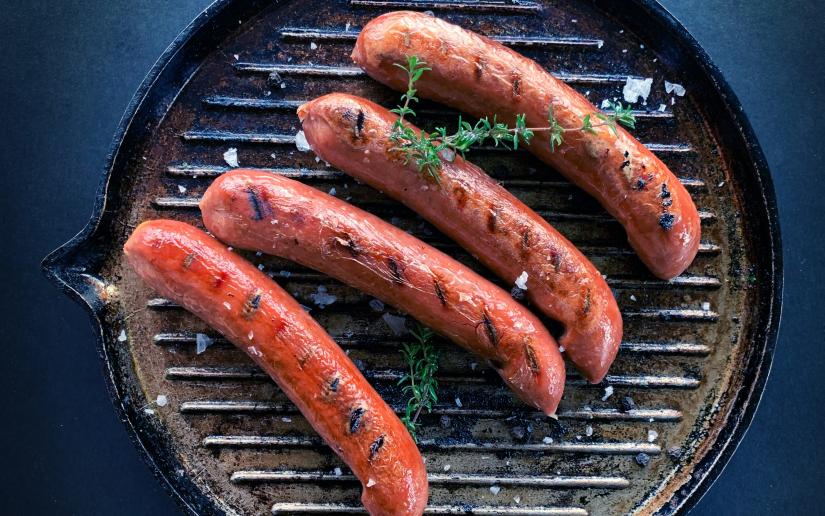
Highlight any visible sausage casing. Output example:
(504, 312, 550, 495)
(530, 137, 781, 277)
(298, 93, 621, 383)
(200, 170, 566, 415)
(124, 220, 428, 516)
(352, 10, 701, 280)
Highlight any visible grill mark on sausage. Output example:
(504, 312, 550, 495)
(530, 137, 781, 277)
(369, 434, 385, 461)
(524, 340, 540, 374)
(298, 348, 314, 369)
(387, 257, 404, 285)
(355, 110, 365, 139)
(512, 73, 522, 97)
(242, 288, 263, 319)
(487, 205, 500, 233)
(659, 212, 675, 230)
(521, 229, 531, 253)
(246, 186, 272, 221)
(182, 253, 195, 269)
(333, 233, 361, 257)
(481, 311, 498, 347)
(582, 289, 592, 316)
(329, 376, 340, 392)
(550, 250, 562, 272)
(474, 56, 486, 80)
(349, 407, 366, 434)
(433, 278, 447, 306)
(660, 183, 671, 198)
(453, 185, 468, 208)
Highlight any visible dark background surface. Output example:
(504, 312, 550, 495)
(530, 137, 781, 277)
(1, 1, 822, 514)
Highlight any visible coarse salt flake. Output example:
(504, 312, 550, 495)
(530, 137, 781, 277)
(543, 436, 553, 444)
(248, 346, 262, 357)
(623, 77, 653, 104)
(629, 294, 637, 302)
(455, 397, 463, 408)
(310, 41, 318, 50)
(248, 331, 254, 340)
(369, 299, 385, 312)
(648, 429, 659, 442)
(334, 467, 342, 476)
(295, 130, 311, 152)
(443, 464, 451, 472)
(665, 81, 686, 96)
(310, 285, 337, 308)
(156, 395, 168, 407)
(118, 330, 127, 342)
(489, 485, 501, 495)
(144, 408, 155, 415)
(558, 345, 566, 353)
(195, 333, 213, 354)
(602, 385, 614, 401)
(382, 313, 408, 336)
(328, 187, 337, 196)
(659, 103, 667, 112)
(366, 478, 376, 487)
(702, 302, 711, 311)
(282, 417, 292, 423)
(514, 495, 521, 504)
(177, 185, 187, 194)
(586, 425, 593, 436)
(514, 271, 529, 290)
(223, 147, 239, 167)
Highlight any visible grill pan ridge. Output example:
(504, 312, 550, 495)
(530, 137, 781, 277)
(41, 1, 782, 515)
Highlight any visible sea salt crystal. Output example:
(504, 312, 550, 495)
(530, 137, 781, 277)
(602, 385, 614, 401)
(543, 436, 553, 444)
(328, 187, 337, 196)
(282, 417, 292, 423)
(248, 330, 254, 340)
(248, 346, 262, 357)
(195, 333, 213, 354)
(597, 40, 604, 49)
(369, 299, 385, 312)
(382, 313, 408, 336)
(513, 495, 521, 504)
(558, 345, 566, 353)
(144, 408, 155, 415)
(366, 478, 376, 487)
(665, 81, 686, 96)
(223, 147, 239, 167)
(659, 103, 667, 112)
(233, 53, 239, 60)
(719, 181, 726, 187)
(334, 467, 342, 476)
(455, 397, 463, 408)
(257, 264, 265, 271)
(622, 77, 653, 104)
(178, 185, 187, 194)
(514, 271, 529, 290)
(310, 285, 337, 308)
(489, 485, 501, 495)
(223, 301, 232, 310)
(629, 294, 637, 302)
(156, 395, 168, 407)
(586, 425, 593, 436)
(118, 330, 127, 342)
(601, 99, 612, 109)
(443, 464, 451, 472)
(310, 41, 318, 50)
(702, 302, 711, 311)
(279, 270, 291, 278)
(648, 429, 659, 442)
(345, 22, 351, 31)
(280, 82, 286, 89)
(295, 130, 311, 152)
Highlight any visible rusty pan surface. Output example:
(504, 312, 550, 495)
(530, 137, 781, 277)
(42, 0, 782, 514)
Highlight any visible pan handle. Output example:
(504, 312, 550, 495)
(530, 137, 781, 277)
(41, 232, 116, 314)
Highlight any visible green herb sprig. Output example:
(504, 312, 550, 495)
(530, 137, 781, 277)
(398, 323, 440, 442)
(389, 55, 637, 179)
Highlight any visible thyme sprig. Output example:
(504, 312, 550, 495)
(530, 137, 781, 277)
(398, 323, 440, 442)
(389, 55, 637, 180)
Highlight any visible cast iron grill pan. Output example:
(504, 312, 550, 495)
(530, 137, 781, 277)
(42, 0, 782, 514)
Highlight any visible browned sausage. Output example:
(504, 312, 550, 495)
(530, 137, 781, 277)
(124, 220, 428, 516)
(352, 11, 701, 280)
(298, 93, 621, 383)
(200, 170, 565, 415)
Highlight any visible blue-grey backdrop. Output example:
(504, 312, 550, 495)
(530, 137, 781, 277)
(1, 1, 822, 514)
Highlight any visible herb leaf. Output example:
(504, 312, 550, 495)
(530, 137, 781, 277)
(389, 55, 637, 181)
(398, 323, 440, 442)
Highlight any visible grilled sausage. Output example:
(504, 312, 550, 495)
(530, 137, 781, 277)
(200, 170, 565, 415)
(352, 11, 701, 280)
(298, 93, 621, 383)
(124, 220, 427, 516)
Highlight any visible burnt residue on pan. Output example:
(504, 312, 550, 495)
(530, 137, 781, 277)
(41, 0, 781, 515)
